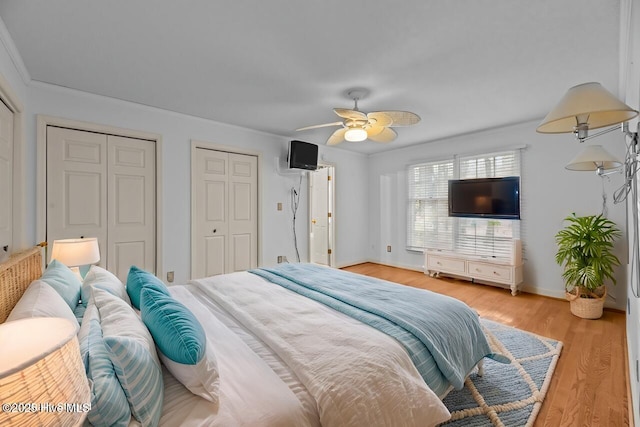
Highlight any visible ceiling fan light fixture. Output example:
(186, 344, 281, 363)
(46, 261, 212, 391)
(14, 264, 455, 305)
(345, 127, 367, 142)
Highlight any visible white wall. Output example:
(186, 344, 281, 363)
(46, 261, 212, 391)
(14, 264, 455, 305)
(368, 120, 628, 310)
(0, 25, 370, 284)
(23, 83, 370, 283)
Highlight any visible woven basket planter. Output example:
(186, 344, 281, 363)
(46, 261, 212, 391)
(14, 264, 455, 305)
(565, 286, 606, 319)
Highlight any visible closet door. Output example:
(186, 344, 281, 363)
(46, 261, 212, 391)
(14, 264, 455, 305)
(108, 136, 156, 279)
(228, 153, 258, 272)
(193, 148, 257, 279)
(47, 127, 156, 281)
(194, 149, 228, 278)
(0, 100, 14, 257)
(46, 127, 108, 261)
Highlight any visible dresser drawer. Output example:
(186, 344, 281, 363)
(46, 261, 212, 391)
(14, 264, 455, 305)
(467, 261, 512, 284)
(427, 255, 466, 274)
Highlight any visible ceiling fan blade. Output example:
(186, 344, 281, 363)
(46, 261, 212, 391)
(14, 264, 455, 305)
(334, 108, 367, 121)
(327, 128, 347, 145)
(365, 124, 387, 137)
(296, 121, 343, 131)
(373, 111, 421, 126)
(368, 127, 397, 143)
(366, 112, 393, 127)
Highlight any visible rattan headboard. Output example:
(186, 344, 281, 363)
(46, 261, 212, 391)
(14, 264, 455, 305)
(0, 246, 43, 323)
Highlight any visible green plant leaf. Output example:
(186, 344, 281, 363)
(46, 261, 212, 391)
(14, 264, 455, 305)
(555, 213, 621, 292)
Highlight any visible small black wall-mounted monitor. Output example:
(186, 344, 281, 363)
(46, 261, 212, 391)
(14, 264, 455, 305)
(288, 140, 318, 170)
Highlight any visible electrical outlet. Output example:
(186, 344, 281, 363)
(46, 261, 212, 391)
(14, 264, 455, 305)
(277, 202, 283, 211)
(277, 256, 288, 263)
(387, 245, 392, 252)
(167, 271, 174, 283)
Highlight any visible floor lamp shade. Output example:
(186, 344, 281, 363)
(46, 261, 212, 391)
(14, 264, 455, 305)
(0, 317, 90, 426)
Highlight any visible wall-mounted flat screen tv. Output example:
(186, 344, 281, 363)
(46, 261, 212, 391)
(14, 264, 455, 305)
(448, 176, 520, 220)
(288, 140, 318, 170)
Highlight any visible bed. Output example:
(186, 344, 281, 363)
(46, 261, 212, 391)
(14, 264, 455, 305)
(0, 246, 506, 427)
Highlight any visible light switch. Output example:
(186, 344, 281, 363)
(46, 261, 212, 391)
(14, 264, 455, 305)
(277, 202, 283, 211)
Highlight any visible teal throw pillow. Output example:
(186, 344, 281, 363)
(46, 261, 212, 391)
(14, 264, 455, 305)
(140, 287, 206, 365)
(41, 259, 82, 310)
(126, 266, 169, 309)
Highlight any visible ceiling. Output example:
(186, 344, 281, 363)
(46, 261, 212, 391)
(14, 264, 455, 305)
(0, 1, 623, 154)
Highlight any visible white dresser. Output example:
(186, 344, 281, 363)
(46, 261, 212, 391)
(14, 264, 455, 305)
(424, 241, 523, 295)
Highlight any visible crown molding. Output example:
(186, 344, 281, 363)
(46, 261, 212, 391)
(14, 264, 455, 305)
(0, 16, 31, 85)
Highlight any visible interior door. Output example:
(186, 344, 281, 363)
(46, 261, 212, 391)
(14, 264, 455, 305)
(228, 153, 258, 272)
(46, 127, 108, 263)
(107, 135, 156, 279)
(193, 148, 258, 278)
(194, 148, 229, 278)
(310, 166, 330, 265)
(47, 126, 156, 281)
(0, 100, 13, 260)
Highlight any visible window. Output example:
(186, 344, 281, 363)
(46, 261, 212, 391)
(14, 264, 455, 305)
(407, 159, 454, 251)
(407, 150, 521, 259)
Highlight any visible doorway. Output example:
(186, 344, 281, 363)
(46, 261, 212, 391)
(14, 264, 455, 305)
(309, 164, 335, 266)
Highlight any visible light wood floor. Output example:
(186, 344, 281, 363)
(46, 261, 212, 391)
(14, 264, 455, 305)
(342, 263, 629, 427)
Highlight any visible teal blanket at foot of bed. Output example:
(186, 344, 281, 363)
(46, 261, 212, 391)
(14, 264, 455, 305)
(250, 263, 508, 395)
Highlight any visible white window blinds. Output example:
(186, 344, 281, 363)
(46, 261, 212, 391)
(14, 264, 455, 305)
(456, 150, 521, 259)
(406, 159, 454, 251)
(407, 149, 522, 259)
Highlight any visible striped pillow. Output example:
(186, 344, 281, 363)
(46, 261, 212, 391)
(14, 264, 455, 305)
(105, 336, 163, 427)
(85, 318, 131, 427)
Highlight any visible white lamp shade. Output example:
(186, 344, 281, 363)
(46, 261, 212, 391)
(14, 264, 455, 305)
(345, 127, 368, 142)
(50, 238, 100, 267)
(537, 82, 638, 134)
(565, 145, 622, 171)
(0, 317, 90, 426)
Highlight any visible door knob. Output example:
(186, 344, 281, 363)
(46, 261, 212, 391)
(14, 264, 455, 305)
(312, 219, 316, 224)
(213, 229, 217, 233)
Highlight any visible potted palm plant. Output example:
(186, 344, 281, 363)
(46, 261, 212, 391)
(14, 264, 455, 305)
(555, 213, 621, 319)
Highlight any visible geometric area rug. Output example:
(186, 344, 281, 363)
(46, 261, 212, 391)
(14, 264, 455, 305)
(440, 319, 563, 427)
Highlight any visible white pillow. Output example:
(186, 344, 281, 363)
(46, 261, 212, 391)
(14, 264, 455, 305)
(92, 288, 158, 365)
(7, 280, 79, 331)
(159, 340, 220, 403)
(92, 288, 163, 426)
(82, 265, 131, 307)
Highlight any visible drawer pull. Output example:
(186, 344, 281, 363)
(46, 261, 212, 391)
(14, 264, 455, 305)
(436, 261, 442, 265)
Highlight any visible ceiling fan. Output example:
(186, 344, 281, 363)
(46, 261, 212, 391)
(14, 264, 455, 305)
(296, 88, 421, 145)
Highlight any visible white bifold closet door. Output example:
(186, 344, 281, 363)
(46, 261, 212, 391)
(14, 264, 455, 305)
(46, 127, 156, 281)
(0, 100, 13, 259)
(193, 148, 257, 279)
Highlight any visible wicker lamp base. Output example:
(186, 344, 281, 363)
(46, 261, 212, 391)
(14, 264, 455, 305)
(565, 286, 606, 319)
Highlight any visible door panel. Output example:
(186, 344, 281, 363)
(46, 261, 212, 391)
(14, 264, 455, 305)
(232, 233, 251, 271)
(65, 171, 102, 226)
(205, 236, 225, 277)
(0, 101, 12, 256)
(310, 167, 329, 265)
(114, 241, 146, 281)
(228, 153, 257, 272)
(47, 127, 108, 263)
(194, 149, 228, 279)
(193, 149, 257, 278)
(108, 135, 155, 280)
(47, 127, 156, 280)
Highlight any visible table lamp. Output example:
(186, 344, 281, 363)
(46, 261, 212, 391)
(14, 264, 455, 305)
(0, 317, 91, 426)
(50, 237, 100, 280)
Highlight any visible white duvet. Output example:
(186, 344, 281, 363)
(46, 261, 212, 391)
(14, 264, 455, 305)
(186, 271, 451, 427)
